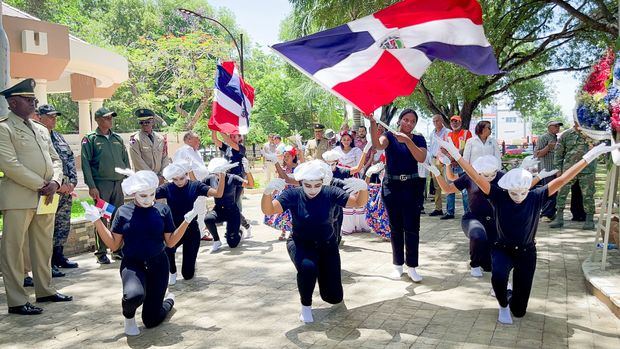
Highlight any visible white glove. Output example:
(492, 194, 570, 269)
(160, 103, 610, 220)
(435, 136, 461, 160)
(184, 197, 206, 223)
(264, 152, 278, 162)
(536, 169, 558, 180)
(343, 177, 367, 194)
(438, 154, 452, 166)
(519, 156, 539, 170)
(264, 178, 286, 195)
(583, 143, 620, 164)
(212, 162, 239, 174)
(421, 161, 440, 177)
(242, 157, 250, 171)
(294, 134, 303, 149)
(365, 162, 384, 176)
(363, 141, 373, 153)
(81, 201, 102, 222)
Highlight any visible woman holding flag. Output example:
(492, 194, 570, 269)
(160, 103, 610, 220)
(364, 109, 427, 282)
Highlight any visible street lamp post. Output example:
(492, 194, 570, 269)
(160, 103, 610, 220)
(178, 8, 244, 79)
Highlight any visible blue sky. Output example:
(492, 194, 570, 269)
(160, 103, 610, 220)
(209, 0, 578, 122)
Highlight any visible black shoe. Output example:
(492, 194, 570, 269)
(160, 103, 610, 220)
(51, 266, 65, 278)
(36, 293, 73, 303)
(54, 246, 78, 268)
(112, 251, 124, 260)
(97, 255, 111, 264)
(23, 276, 34, 287)
(8, 302, 43, 315)
(57, 258, 78, 268)
(440, 214, 455, 220)
(428, 210, 443, 217)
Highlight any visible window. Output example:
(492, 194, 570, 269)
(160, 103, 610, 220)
(505, 117, 517, 123)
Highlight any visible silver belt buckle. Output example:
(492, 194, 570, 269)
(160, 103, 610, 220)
(399, 174, 408, 181)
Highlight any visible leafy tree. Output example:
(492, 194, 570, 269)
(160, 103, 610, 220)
(528, 100, 564, 136)
(285, 0, 614, 128)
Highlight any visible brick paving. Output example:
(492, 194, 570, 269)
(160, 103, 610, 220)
(1, 194, 619, 348)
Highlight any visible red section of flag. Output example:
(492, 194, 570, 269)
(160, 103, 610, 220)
(332, 51, 419, 114)
(374, 0, 483, 28)
(208, 101, 243, 135)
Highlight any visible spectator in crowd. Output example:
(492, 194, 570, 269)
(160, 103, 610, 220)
(428, 114, 450, 217)
(129, 109, 170, 184)
(463, 120, 501, 163)
(262, 134, 278, 184)
(442, 115, 471, 220)
(305, 123, 331, 161)
(534, 121, 562, 220)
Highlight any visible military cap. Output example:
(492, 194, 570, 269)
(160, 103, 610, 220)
(94, 107, 117, 118)
(547, 120, 563, 127)
(134, 108, 156, 121)
(313, 123, 325, 131)
(36, 104, 62, 116)
(0, 78, 36, 98)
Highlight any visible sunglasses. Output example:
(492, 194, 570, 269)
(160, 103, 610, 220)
(139, 120, 153, 125)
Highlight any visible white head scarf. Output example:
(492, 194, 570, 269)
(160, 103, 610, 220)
(207, 157, 238, 173)
(322, 150, 342, 163)
(293, 160, 333, 185)
(498, 168, 532, 191)
(163, 163, 188, 181)
(519, 155, 540, 173)
(116, 168, 160, 196)
(472, 155, 500, 174)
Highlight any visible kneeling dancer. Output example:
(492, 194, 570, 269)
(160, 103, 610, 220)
(438, 137, 619, 324)
(158, 162, 224, 285)
(261, 160, 368, 323)
(83, 169, 203, 335)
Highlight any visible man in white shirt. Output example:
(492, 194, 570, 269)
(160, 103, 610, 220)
(428, 115, 450, 216)
(262, 134, 279, 184)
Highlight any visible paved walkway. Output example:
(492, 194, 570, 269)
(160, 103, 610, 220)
(1, 194, 619, 348)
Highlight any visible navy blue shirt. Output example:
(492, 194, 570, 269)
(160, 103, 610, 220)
(383, 132, 426, 176)
(111, 202, 176, 261)
(203, 173, 244, 207)
(486, 184, 548, 247)
(277, 186, 350, 242)
(156, 181, 211, 228)
(454, 172, 504, 218)
(220, 143, 246, 176)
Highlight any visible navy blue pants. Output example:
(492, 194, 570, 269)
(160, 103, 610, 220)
(382, 178, 423, 267)
(333, 207, 343, 245)
(461, 214, 496, 270)
(120, 252, 173, 327)
(204, 204, 242, 248)
(491, 245, 537, 317)
(287, 237, 343, 307)
(166, 223, 201, 280)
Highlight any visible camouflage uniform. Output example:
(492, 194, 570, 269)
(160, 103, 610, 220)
(50, 130, 77, 247)
(553, 128, 597, 215)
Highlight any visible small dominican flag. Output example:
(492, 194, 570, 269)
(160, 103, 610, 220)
(208, 61, 255, 135)
(95, 199, 116, 220)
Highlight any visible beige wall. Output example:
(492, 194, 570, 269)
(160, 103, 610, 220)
(70, 73, 120, 101)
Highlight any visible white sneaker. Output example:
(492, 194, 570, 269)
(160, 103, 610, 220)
(165, 292, 175, 303)
(168, 272, 177, 286)
(389, 265, 404, 279)
(299, 305, 314, 323)
(498, 306, 513, 324)
(244, 225, 253, 239)
(210, 240, 222, 253)
(124, 317, 140, 336)
(407, 267, 423, 283)
(470, 266, 483, 277)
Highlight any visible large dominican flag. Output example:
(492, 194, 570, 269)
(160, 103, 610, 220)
(208, 61, 255, 135)
(271, 0, 500, 114)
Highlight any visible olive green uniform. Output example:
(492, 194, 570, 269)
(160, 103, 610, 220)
(0, 112, 63, 307)
(305, 137, 331, 161)
(81, 127, 130, 257)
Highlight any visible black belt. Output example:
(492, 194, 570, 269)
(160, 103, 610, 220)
(386, 173, 419, 181)
(493, 242, 536, 252)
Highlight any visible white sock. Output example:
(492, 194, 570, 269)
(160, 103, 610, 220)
(168, 272, 177, 286)
(210, 240, 222, 253)
(390, 265, 404, 279)
(124, 317, 140, 336)
(407, 267, 423, 283)
(299, 305, 313, 323)
(165, 292, 175, 303)
(470, 266, 483, 277)
(498, 306, 513, 324)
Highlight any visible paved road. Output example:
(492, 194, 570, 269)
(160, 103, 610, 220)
(0, 194, 619, 348)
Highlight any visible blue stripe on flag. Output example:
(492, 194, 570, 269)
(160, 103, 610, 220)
(272, 24, 376, 75)
(414, 42, 501, 75)
(215, 65, 244, 105)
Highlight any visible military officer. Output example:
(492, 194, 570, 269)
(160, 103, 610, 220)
(550, 122, 598, 230)
(36, 105, 79, 270)
(304, 123, 331, 161)
(129, 108, 169, 183)
(0, 79, 73, 315)
(81, 107, 130, 264)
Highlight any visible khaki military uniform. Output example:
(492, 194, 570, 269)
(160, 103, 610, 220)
(0, 112, 62, 307)
(304, 137, 331, 161)
(129, 130, 169, 176)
